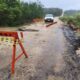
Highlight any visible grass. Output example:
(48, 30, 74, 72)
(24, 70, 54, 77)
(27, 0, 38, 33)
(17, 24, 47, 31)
(60, 14, 80, 28)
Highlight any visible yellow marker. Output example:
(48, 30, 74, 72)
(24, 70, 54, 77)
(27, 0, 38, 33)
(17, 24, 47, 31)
(0, 36, 24, 44)
(0, 37, 14, 43)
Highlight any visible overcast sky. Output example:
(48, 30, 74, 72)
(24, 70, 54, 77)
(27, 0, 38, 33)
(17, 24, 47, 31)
(22, 0, 80, 10)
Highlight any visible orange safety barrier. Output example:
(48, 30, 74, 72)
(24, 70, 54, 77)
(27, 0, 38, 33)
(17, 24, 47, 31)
(0, 31, 28, 74)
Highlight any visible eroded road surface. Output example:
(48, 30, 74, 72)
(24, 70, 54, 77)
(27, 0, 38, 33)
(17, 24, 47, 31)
(0, 19, 68, 80)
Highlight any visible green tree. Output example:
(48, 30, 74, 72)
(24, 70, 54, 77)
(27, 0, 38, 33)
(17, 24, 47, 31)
(44, 8, 63, 16)
(0, 0, 44, 26)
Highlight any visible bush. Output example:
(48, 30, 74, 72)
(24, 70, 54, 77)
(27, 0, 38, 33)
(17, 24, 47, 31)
(0, 0, 44, 27)
(60, 14, 80, 28)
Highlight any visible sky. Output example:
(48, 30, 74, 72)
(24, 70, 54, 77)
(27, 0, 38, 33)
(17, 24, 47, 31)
(22, 0, 80, 10)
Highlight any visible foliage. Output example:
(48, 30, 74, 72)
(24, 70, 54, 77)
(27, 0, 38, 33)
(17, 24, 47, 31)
(44, 8, 63, 16)
(60, 14, 80, 28)
(64, 10, 80, 16)
(0, 0, 44, 26)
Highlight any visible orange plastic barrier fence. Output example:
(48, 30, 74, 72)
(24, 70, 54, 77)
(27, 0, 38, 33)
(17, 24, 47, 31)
(0, 31, 28, 75)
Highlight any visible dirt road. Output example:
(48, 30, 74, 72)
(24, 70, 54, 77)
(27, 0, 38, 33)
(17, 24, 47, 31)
(0, 19, 69, 80)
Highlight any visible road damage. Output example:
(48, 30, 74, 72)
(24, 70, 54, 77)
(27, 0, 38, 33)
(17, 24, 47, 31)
(0, 19, 80, 80)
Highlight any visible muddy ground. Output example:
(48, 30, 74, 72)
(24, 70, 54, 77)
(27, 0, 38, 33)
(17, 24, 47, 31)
(0, 18, 80, 80)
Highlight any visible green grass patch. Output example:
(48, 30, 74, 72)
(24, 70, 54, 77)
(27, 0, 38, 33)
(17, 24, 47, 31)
(60, 14, 80, 28)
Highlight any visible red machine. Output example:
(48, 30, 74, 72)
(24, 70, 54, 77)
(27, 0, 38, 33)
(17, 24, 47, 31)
(0, 31, 28, 74)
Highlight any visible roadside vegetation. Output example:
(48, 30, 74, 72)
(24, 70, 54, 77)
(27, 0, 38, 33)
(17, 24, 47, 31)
(60, 11, 80, 29)
(0, 0, 44, 27)
(0, 0, 63, 27)
(44, 8, 63, 17)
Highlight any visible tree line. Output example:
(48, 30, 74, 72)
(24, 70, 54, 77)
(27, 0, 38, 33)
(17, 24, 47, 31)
(44, 8, 63, 17)
(0, 0, 63, 27)
(0, 0, 44, 26)
(64, 10, 80, 16)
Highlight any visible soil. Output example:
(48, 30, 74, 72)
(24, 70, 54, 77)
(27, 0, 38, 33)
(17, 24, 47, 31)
(0, 18, 80, 80)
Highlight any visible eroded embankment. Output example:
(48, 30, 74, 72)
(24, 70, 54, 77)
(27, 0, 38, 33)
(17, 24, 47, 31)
(62, 26, 80, 80)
